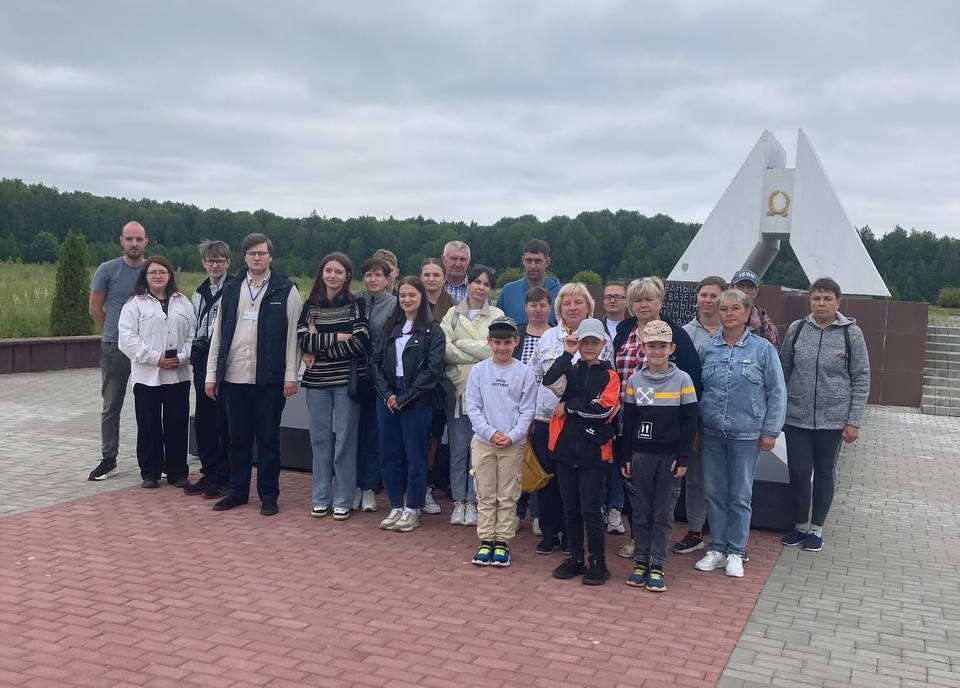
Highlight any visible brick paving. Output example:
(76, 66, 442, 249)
(1, 369, 958, 686)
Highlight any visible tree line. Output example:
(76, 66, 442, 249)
(1, 177, 957, 303)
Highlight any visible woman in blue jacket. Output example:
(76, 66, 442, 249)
(695, 288, 785, 579)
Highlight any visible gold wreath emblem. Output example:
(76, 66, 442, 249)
(767, 190, 790, 217)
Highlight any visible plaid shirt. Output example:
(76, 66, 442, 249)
(443, 279, 468, 304)
(520, 332, 541, 365)
(615, 326, 647, 398)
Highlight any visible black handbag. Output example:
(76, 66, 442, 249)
(348, 356, 376, 402)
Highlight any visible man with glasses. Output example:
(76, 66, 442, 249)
(87, 221, 148, 481)
(205, 233, 301, 516)
(600, 281, 628, 342)
(496, 239, 561, 324)
(184, 240, 234, 499)
(442, 240, 471, 303)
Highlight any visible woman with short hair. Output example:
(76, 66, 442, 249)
(779, 277, 870, 552)
(695, 289, 786, 578)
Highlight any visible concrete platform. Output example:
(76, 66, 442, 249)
(0, 369, 958, 687)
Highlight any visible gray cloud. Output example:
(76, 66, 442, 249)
(1, 0, 958, 236)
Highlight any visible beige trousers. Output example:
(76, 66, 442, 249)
(471, 439, 524, 542)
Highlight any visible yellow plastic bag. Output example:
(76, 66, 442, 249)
(521, 441, 552, 493)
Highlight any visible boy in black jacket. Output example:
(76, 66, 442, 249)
(543, 318, 621, 585)
(621, 321, 698, 592)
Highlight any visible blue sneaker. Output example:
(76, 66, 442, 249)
(645, 570, 666, 592)
(472, 542, 494, 566)
(625, 563, 649, 587)
(491, 542, 511, 567)
(781, 529, 807, 547)
(803, 532, 823, 552)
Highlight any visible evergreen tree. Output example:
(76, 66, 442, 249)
(50, 232, 94, 336)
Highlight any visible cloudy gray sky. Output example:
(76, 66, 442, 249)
(2, 1, 958, 237)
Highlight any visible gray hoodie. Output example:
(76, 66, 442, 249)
(780, 312, 870, 430)
(358, 290, 398, 354)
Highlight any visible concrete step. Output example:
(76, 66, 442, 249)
(922, 383, 960, 397)
(924, 376, 960, 388)
(921, 395, 960, 408)
(927, 340, 960, 351)
(927, 325, 960, 335)
(920, 403, 960, 417)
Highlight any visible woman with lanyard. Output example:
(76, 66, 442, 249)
(612, 276, 700, 558)
(370, 276, 445, 532)
(529, 282, 612, 554)
(118, 256, 196, 489)
(440, 265, 505, 526)
(298, 253, 370, 521)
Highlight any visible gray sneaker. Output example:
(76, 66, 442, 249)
(379, 508, 403, 530)
(395, 510, 421, 532)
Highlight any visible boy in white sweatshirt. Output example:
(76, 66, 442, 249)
(465, 316, 538, 567)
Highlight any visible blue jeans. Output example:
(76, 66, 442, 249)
(221, 382, 286, 504)
(701, 434, 760, 556)
(626, 452, 680, 568)
(376, 379, 431, 510)
(605, 457, 625, 511)
(356, 398, 381, 492)
(683, 446, 707, 532)
(306, 386, 360, 510)
(446, 409, 476, 503)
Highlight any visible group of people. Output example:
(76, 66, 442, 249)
(87, 223, 871, 590)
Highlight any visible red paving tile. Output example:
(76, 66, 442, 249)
(0, 470, 782, 687)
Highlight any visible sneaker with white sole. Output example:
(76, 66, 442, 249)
(379, 508, 403, 530)
(725, 553, 744, 578)
(672, 531, 706, 554)
(781, 529, 807, 547)
(361, 490, 378, 512)
(422, 487, 441, 515)
(450, 501, 466, 525)
(352, 488, 362, 511)
(617, 541, 635, 558)
(464, 503, 478, 526)
(606, 508, 625, 534)
(88, 459, 118, 481)
(694, 550, 727, 571)
(311, 505, 330, 518)
(332, 507, 350, 521)
(395, 509, 421, 532)
(532, 517, 543, 537)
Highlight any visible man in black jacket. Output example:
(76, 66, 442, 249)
(204, 233, 302, 516)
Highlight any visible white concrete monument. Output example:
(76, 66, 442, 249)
(669, 129, 890, 297)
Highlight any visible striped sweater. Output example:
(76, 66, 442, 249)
(296, 299, 369, 388)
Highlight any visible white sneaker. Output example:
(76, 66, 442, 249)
(332, 507, 350, 521)
(352, 488, 362, 511)
(422, 487, 441, 515)
(606, 508, 625, 534)
(395, 509, 421, 532)
(695, 550, 727, 571)
(450, 501, 466, 525)
(617, 541, 635, 558)
(379, 507, 403, 530)
(532, 517, 543, 537)
(464, 503, 478, 526)
(361, 490, 378, 512)
(513, 515, 521, 534)
(725, 553, 744, 578)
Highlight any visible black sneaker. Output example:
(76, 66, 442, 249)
(672, 531, 706, 554)
(183, 475, 212, 495)
(169, 476, 191, 488)
(260, 500, 279, 517)
(552, 556, 586, 580)
(88, 459, 118, 481)
(212, 494, 248, 511)
(203, 482, 229, 500)
(536, 537, 560, 555)
(582, 557, 611, 586)
(141, 479, 160, 489)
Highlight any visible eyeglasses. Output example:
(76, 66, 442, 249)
(203, 258, 228, 265)
(146, 270, 169, 276)
(245, 251, 270, 258)
(603, 294, 626, 302)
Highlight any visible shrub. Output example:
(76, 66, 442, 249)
(571, 270, 602, 286)
(50, 232, 94, 335)
(937, 286, 960, 309)
(496, 267, 522, 288)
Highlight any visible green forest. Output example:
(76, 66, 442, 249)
(1, 178, 958, 303)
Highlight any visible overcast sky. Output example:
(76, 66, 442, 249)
(2, 1, 958, 237)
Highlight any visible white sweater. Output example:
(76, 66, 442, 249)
(118, 293, 196, 387)
(465, 358, 537, 446)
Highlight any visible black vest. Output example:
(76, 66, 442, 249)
(214, 272, 295, 386)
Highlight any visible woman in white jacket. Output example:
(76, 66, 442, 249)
(440, 265, 504, 525)
(118, 256, 196, 489)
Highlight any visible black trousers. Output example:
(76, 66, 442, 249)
(556, 461, 607, 561)
(192, 360, 230, 483)
(133, 381, 190, 482)
(784, 425, 843, 527)
(533, 421, 564, 541)
(221, 382, 286, 503)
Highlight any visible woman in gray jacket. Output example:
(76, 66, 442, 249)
(779, 277, 870, 552)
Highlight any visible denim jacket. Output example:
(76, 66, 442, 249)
(698, 327, 786, 440)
